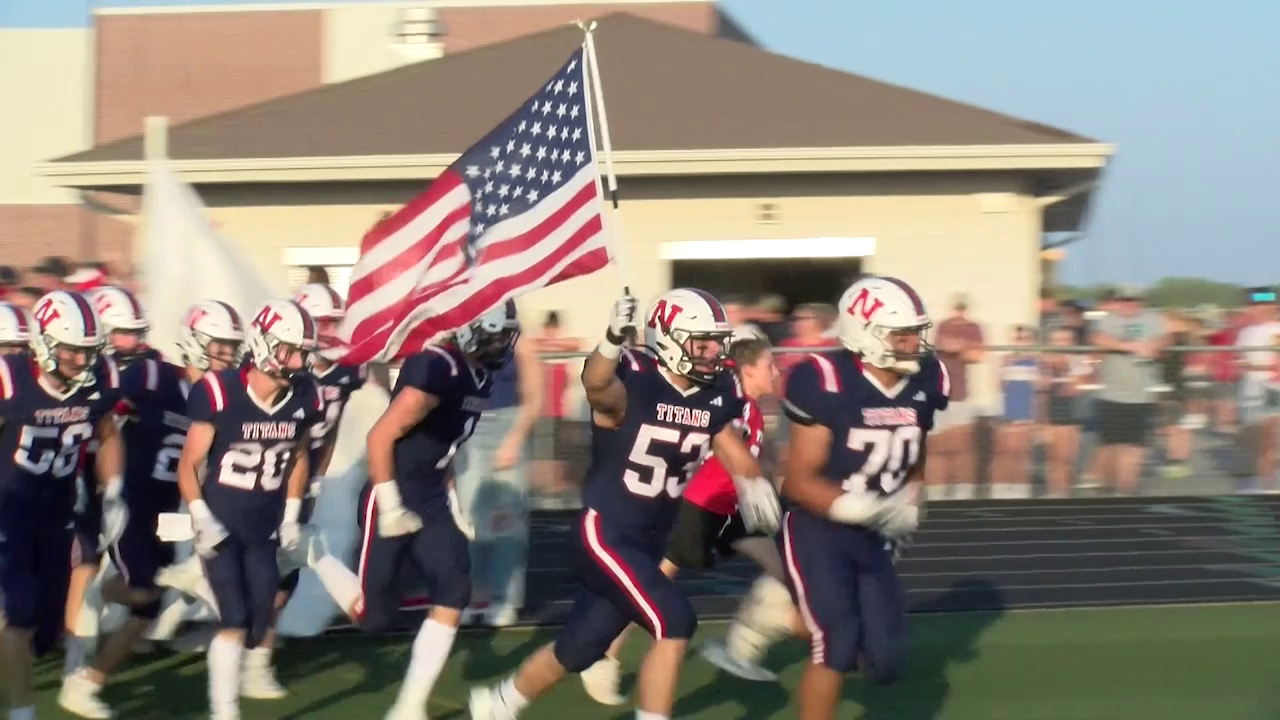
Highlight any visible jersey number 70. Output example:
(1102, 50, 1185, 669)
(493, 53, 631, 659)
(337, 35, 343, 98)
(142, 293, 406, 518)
(844, 425, 921, 495)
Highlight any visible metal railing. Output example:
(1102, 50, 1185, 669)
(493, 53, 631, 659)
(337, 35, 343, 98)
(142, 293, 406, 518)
(524, 346, 1272, 505)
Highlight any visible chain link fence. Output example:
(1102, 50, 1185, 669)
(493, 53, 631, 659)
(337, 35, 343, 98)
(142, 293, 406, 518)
(525, 346, 1269, 507)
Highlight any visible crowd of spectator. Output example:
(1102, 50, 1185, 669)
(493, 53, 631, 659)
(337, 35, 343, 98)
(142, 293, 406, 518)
(0, 256, 128, 310)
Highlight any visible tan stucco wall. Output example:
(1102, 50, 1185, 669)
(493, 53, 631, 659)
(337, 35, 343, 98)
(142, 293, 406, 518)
(195, 171, 1041, 408)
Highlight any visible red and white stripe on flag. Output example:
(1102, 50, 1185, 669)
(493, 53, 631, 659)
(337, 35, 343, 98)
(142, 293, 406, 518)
(340, 47, 609, 365)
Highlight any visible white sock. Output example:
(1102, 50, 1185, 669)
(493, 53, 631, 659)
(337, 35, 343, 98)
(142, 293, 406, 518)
(207, 635, 244, 716)
(636, 711, 669, 720)
(311, 554, 363, 614)
(8, 706, 34, 720)
(246, 645, 273, 668)
(63, 635, 87, 678)
(497, 674, 529, 713)
(395, 618, 457, 706)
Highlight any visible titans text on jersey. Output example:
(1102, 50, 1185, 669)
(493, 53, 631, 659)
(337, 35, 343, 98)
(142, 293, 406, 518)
(581, 348, 746, 538)
(189, 367, 325, 541)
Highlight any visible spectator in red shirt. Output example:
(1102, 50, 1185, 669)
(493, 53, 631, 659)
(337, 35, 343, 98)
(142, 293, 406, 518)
(1207, 308, 1246, 431)
(777, 302, 838, 375)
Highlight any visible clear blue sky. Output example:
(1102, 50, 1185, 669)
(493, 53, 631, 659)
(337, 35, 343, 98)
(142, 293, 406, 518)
(4, 0, 1277, 285)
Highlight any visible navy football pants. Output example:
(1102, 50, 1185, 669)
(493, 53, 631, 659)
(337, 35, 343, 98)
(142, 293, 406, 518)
(0, 511, 74, 657)
(779, 511, 906, 683)
(354, 484, 471, 632)
(552, 508, 697, 673)
(201, 535, 279, 649)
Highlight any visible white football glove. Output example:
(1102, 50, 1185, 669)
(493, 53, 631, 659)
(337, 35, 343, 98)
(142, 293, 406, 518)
(448, 484, 476, 540)
(188, 500, 230, 559)
(374, 481, 422, 538)
(605, 295, 639, 345)
(875, 492, 922, 541)
(278, 498, 303, 553)
(100, 475, 128, 546)
(733, 476, 782, 534)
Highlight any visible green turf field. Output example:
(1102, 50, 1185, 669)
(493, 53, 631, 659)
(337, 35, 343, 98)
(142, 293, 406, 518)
(33, 603, 1280, 719)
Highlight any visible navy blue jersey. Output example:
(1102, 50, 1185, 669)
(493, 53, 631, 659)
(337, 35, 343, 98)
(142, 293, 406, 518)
(307, 362, 367, 472)
(189, 368, 325, 541)
(0, 353, 120, 516)
(581, 349, 746, 540)
(391, 345, 492, 514)
(784, 350, 950, 499)
(118, 350, 191, 516)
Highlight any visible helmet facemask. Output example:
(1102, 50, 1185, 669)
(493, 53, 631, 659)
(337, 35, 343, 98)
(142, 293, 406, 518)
(660, 327, 730, 384)
(251, 330, 312, 380)
(866, 321, 934, 376)
(460, 325, 518, 369)
(33, 333, 100, 392)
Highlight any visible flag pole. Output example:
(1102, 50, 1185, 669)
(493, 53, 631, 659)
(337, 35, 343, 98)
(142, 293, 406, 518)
(578, 20, 630, 295)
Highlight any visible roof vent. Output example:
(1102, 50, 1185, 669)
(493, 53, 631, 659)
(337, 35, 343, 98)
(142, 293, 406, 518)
(392, 6, 447, 61)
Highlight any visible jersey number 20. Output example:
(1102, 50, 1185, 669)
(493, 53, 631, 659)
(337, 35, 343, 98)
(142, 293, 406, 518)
(623, 423, 710, 499)
(219, 441, 294, 491)
(844, 425, 921, 495)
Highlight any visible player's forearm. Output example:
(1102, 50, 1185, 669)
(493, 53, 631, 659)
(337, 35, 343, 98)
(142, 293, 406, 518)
(177, 463, 203, 506)
(366, 430, 396, 486)
(94, 428, 123, 491)
(286, 444, 308, 501)
(781, 476, 844, 517)
(582, 346, 619, 393)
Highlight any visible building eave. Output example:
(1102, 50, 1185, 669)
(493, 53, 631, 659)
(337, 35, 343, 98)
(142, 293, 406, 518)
(36, 143, 1115, 189)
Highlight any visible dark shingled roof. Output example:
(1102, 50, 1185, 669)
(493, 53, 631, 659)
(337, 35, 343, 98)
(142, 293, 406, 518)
(54, 13, 1092, 164)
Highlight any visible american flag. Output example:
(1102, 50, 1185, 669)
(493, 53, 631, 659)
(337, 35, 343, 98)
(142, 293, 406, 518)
(340, 47, 609, 364)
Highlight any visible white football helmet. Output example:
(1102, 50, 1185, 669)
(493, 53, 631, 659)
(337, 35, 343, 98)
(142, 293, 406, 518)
(643, 288, 731, 383)
(294, 283, 346, 361)
(455, 299, 519, 369)
(0, 302, 32, 348)
(179, 300, 245, 371)
(246, 299, 318, 378)
(836, 276, 933, 375)
(88, 285, 149, 363)
(29, 290, 105, 390)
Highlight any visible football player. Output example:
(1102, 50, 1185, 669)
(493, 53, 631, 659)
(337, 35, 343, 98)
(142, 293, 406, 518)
(468, 289, 780, 720)
(175, 299, 324, 720)
(0, 291, 128, 720)
(247, 284, 366, 700)
(780, 276, 948, 720)
(579, 333, 785, 703)
(59, 296, 243, 719)
(61, 286, 152, 683)
(358, 304, 516, 720)
(0, 302, 31, 354)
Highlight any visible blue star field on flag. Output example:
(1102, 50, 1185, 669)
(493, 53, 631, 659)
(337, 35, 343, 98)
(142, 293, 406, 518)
(455, 47, 594, 266)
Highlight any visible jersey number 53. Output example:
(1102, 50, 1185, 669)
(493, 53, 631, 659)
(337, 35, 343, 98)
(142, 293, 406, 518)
(218, 441, 295, 492)
(844, 425, 922, 495)
(623, 423, 710, 499)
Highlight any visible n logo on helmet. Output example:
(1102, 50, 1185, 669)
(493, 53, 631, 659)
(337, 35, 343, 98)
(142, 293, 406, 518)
(846, 288, 884, 322)
(647, 300, 683, 331)
(34, 299, 61, 331)
(184, 306, 207, 328)
(253, 307, 283, 334)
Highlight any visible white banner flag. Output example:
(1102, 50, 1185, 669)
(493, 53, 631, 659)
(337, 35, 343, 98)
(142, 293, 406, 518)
(140, 160, 280, 364)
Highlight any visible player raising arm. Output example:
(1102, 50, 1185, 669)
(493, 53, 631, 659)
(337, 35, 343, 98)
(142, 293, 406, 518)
(359, 305, 516, 720)
(469, 289, 779, 720)
(175, 300, 323, 720)
(0, 291, 125, 720)
(780, 276, 948, 720)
